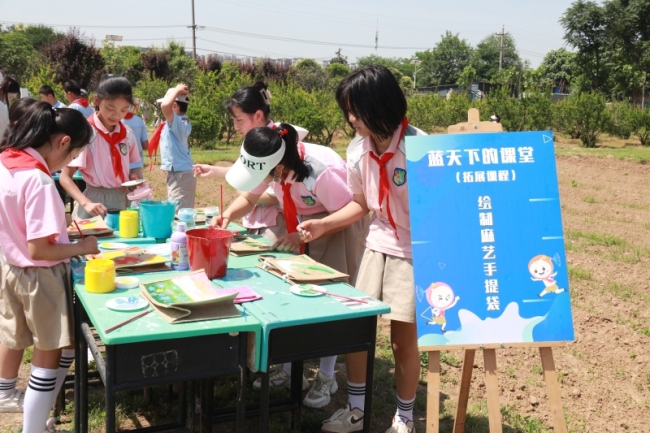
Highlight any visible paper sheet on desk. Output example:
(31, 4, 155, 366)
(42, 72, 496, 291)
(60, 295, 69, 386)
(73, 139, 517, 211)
(214, 286, 262, 304)
(331, 296, 382, 310)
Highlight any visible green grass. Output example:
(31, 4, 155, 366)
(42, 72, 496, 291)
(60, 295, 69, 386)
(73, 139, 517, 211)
(567, 266, 592, 281)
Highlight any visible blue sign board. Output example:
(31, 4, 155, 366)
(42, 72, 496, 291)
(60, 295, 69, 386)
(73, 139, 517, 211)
(405, 131, 575, 348)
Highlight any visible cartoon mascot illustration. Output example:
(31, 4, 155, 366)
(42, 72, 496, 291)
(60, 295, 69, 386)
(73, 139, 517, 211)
(424, 282, 459, 333)
(529, 254, 566, 297)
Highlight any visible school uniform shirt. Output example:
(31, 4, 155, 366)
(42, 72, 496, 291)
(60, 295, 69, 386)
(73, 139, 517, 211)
(250, 142, 352, 216)
(160, 113, 192, 172)
(52, 101, 67, 109)
(68, 102, 95, 119)
(0, 101, 8, 140)
(347, 124, 426, 259)
(0, 148, 70, 267)
(123, 114, 148, 169)
(68, 113, 141, 188)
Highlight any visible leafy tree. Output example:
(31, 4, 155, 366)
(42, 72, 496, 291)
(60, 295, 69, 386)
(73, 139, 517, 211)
(141, 48, 170, 81)
(539, 48, 577, 90)
(560, 0, 608, 90)
(417, 31, 473, 86)
(356, 55, 414, 78)
(457, 65, 477, 92)
(326, 62, 351, 92)
(554, 92, 610, 147)
(0, 31, 39, 80)
(329, 52, 348, 66)
(197, 55, 222, 73)
(41, 29, 104, 90)
(471, 33, 521, 82)
(102, 44, 144, 84)
(288, 59, 326, 92)
(165, 41, 198, 85)
(22, 64, 63, 101)
(16, 24, 62, 50)
(603, 0, 650, 105)
(629, 107, 650, 146)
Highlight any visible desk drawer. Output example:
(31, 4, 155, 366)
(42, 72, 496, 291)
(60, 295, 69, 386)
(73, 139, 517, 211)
(268, 317, 375, 360)
(112, 333, 240, 384)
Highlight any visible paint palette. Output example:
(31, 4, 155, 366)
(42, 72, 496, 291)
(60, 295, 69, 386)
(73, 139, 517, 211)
(290, 284, 326, 297)
(121, 179, 145, 187)
(105, 296, 148, 311)
(99, 242, 130, 250)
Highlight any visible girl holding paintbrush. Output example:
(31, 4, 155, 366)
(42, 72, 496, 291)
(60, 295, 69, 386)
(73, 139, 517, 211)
(213, 123, 367, 409)
(0, 102, 99, 432)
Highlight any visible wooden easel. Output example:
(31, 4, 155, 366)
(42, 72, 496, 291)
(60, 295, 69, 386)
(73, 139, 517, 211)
(425, 110, 569, 433)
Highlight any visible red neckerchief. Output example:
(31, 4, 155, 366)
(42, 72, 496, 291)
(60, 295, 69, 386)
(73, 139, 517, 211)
(367, 117, 409, 240)
(0, 149, 51, 177)
(88, 115, 127, 183)
(147, 121, 166, 171)
(72, 98, 89, 108)
(124, 112, 135, 120)
(281, 142, 306, 254)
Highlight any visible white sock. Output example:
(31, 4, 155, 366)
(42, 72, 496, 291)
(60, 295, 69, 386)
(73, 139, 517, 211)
(396, 393, 416, 422)
(23, 365, 57, 433)
(282, 362, 292, 376)
(0, 376, 17, 399)
(51, 349, 74, 408)
(319, 356, 337, 379)
(347, 381, 366, 411)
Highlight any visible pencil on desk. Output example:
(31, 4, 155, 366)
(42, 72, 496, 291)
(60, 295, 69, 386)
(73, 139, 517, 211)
(105, 309, 152, 334)
(311, 289, 369, 304)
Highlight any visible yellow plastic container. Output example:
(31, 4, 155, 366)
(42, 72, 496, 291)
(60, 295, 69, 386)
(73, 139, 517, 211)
(119, 210, 139, 238)
(85, 259, 116, 293)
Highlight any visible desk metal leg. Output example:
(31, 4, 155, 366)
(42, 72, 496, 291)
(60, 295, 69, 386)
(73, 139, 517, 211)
(200, 379, 214, 433)
(105, 345, 116, 433)
(74, 305, 89, 433)
(290, 360, 304, 430)
(236, 333, 247, 433)
(259, 371, 270, 433)
(363, 317, 377, 433)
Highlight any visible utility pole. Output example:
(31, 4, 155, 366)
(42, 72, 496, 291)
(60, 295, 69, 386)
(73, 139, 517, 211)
(375, 19, 378, 55)
(498, 25, 505, 71)
(335, 48, 342, 63)
(190, 0, 197, 59)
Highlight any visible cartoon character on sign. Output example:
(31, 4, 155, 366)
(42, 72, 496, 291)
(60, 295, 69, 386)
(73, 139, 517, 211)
(529, 254, 565, 297)
(423, 282, 460, 333)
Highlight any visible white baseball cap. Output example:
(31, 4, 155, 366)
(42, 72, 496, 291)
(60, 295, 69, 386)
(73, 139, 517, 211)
(225, 140, 286, 192)
(156, 88, 190, 103)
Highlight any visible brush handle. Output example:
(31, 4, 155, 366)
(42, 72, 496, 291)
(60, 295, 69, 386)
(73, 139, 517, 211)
(105, 309, 152, 334)
(311, 289, 369, 304)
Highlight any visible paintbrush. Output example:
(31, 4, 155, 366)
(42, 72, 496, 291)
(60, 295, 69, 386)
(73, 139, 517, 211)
(73, 221, 85, 239)
(105, 308, 152, 334)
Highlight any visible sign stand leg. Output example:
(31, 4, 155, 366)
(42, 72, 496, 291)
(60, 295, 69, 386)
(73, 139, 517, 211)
(483, 349, 503, 433)
(539, 347, 568, 433)
(453, 349, 475, 433)
(426, 351, 440, 433)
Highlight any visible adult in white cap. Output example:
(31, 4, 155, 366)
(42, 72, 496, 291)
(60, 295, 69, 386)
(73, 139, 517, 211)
(214, 123, 366, 409)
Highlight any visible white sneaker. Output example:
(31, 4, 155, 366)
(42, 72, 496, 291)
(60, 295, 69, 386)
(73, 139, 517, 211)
(252, 364, 309, 390)
(385, 415, 415, 433)
(321, 405, 364, 433)
(303, 371, 338, 408)
(0, 389, 24, 413)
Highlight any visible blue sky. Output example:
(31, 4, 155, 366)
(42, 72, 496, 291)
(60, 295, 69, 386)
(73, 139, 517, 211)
(0, 0, 580, 67)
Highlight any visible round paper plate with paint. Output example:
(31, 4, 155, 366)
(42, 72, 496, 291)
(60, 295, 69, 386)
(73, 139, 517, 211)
(146, 244, 171, 257)
(99, 242, 129, 250)
(105, 296, 148, 312)
(290, 284, 326, 297)
(121, 179, 145, 187)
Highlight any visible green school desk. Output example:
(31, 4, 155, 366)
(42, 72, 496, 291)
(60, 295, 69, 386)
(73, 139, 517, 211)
(213, 268, 391, 433)
(73, 271, 261, 433)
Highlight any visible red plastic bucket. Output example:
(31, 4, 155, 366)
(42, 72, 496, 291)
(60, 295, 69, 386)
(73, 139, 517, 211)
(186, 228, 234, 279)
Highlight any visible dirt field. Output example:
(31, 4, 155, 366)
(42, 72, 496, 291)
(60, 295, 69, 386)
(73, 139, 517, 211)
(2, 141, 650, 432)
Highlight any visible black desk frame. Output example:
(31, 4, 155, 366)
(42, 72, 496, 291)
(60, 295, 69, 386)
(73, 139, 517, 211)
(258, 315, 378, 433)
(74, 301, 248, 433)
